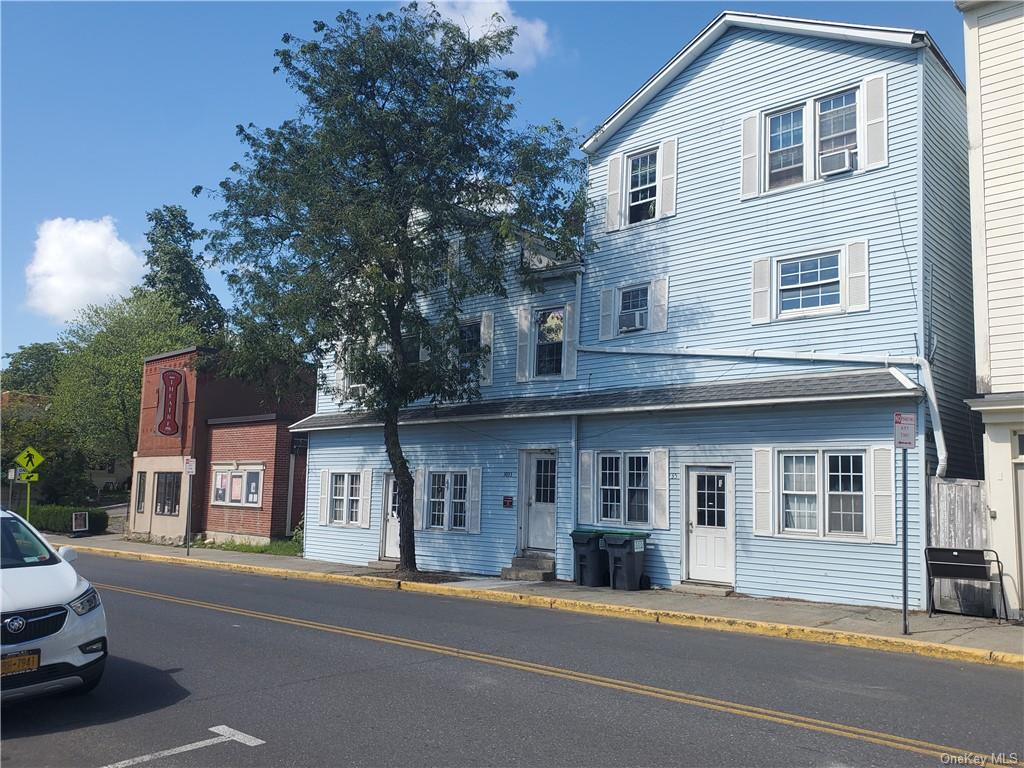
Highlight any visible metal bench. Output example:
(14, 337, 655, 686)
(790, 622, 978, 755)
(925, 547, 1010, 624)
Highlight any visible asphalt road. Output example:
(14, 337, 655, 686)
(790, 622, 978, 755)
(3, 554, 1022, 768)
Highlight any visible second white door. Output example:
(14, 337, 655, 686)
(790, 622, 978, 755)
(526, 453, 557, 551)
(687, 468, 735, 585)
(382, 474, 401, 560)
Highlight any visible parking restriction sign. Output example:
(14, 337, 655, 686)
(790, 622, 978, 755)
(893, 412, 916, 449)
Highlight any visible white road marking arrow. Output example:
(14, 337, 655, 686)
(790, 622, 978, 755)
(98, 725, 265, 768)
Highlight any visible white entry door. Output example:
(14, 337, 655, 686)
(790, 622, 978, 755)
(687, 468, 735, 585)
(526, 453, 557, 551)
(382, 474, 400, 560)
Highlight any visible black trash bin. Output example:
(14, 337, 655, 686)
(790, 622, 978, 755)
(571, 530, 609, 587)
(604, 533, 650, 590)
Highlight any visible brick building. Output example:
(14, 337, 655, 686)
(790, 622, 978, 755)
(126, 347, 312, 545)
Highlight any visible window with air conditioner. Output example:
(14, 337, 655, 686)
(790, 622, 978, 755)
(618, 285, 649, 333)
(817, 90, 858, 176)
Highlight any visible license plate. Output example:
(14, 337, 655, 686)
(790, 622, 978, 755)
(2, 650, 40, 677)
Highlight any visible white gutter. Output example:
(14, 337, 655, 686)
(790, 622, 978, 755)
(576, 343, 948, 477)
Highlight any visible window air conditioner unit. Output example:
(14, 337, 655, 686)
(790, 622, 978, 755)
(820, 149, 854, 177)
(618, 311, 647, 332)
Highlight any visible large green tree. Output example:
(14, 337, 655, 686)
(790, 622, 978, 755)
(143, 204, 226, 338)
(2, 342, 63, 394)
(205, 4, 586, 570)
(51, 290, 203, 466)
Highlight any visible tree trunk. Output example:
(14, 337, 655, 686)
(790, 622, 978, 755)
(383, 410, 417, 571)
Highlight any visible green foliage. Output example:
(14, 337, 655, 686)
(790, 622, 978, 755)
(30, 505, 108, 535)
(2, 342, 64, 394)
(51, 290, 203, 466)
(142, 205, 226, 338)
(290, 522, 303, 552)
(204, 3, 587, 569)
(1, 398, 93, 509)
(192, 537, 301, 557)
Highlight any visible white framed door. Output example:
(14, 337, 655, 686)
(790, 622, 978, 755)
(687, 467, 735, 585)
(524, 452, 557, 551)
(381, 474, 400, 560)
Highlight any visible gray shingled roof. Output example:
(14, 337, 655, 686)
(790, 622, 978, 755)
(290, 368, 919, 432)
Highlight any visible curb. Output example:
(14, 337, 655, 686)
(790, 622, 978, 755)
(73, 545, 1024, 670)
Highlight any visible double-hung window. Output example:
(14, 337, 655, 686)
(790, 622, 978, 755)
(427, 471, 469, 530)
(767, 107, 804, 190)
(534, 308, 564, 377)
(618, 285, 649, 334)
(778, 252, 841, 314)
(817, 90, 858, 174)
(599, 452, 650, 526)
(330, 472, 361, 525)
(777, 450, 867, 538)
(627, 150, 658, 224)
(458, 320, 481, 374)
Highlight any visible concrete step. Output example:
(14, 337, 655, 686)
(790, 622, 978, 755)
(367, 560, 399, 571)
(501, 566, 555, 581)
(510, 556, 555, 571)
(670, 581, 733, 597)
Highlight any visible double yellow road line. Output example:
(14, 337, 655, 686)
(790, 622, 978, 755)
(97, 582, 1017, 765)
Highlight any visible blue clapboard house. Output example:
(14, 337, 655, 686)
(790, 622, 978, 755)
(290, 12, 976, 608)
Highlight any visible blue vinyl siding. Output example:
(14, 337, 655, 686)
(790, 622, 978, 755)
(921, 49, 981, 479)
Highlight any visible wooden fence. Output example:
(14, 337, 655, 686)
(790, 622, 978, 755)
(927, 478, 993, 616)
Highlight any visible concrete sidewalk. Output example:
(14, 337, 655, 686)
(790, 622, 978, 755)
(53, 533, 1024, 668)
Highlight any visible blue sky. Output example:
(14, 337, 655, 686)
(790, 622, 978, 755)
(1, 1, 967, 359)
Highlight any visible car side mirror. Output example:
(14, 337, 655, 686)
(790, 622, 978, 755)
(58, 546, 78, 563)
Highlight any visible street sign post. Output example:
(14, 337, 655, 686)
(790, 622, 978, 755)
(13, 448, 44, 523)
(184, 458, 195, 557)
(894, 412, 917, 636)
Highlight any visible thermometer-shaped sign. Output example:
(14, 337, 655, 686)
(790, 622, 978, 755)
(157, 369, 183, 436)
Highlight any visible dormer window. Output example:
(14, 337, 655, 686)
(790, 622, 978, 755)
(627, 150, 658, 224)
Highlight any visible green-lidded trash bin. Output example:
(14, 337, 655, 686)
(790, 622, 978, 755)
(571, 530, 609, 587)
(604, 532, 650, 590)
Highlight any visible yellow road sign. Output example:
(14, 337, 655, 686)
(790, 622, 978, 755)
(14, 446, 45, 471)
(20, 473, 39, 482)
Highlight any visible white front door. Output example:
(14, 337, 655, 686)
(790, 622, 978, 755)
(687, 468, 735, 585)
(526, 453, 557, 551)
(382, 474, 400, 560)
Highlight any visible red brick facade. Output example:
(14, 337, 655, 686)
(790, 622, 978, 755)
(201, 418, 307, 539)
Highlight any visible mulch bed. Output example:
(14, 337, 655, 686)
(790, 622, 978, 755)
(364, 569, 464, 583)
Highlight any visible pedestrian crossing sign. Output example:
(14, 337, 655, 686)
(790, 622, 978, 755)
(14, 446, 45, 471)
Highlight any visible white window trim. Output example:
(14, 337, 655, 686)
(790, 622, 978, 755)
(774, 247, 847, 321)
(595, 450, 654, 530)
(773, 447, 870, 542)
(619, 146, 661, 229)
(531, 305, 567, 380)
(211, 464, 265, 509)
(329, 471, 363, 527)
(755, 80, 866, 198)
(615, 282, 652, 337)
(424, 468, 471, 533)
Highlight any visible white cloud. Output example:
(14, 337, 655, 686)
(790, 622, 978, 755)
(25, 216, 144, 323)
(434, 1, 551, 71)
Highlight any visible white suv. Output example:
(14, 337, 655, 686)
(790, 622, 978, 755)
(1, 509, 108, 702)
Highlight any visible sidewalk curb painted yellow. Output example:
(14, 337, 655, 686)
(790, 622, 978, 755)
(73, 545, 1024, 670)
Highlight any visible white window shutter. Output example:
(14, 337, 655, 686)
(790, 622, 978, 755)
(846, 240, 870, 312)
(467, 467, 482, 534)
(861, 74, 888, 171)
(751, 258, 771, 325)
(599, 289, 614, 340)
(606, 154, 622, 232)
(752, 448, 774, 536)
(658, 138, 677, 218)
(871, 447, 895, 544)
(740, 113, 760, 199)
(516, 308, 531, 383)
(578, 450, 595, 525)
(358, 469, 372, 528)
(650, 276, 669, 333)
(419, 344, 430, 363)
(413, 467, 425, 530)
(480, 311, 494, 386)
(562, 301, 578, 380)
(651, 449, 669, 529)
(319, 470, 329, 525)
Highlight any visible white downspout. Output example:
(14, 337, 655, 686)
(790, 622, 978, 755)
(575, 342, 948, 477)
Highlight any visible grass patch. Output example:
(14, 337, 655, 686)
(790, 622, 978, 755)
(191, 538, 302, 557)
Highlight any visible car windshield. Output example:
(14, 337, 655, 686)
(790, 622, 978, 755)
(0, 516, 56, 569)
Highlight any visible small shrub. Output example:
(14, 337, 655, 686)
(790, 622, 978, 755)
(290, 523, 304, 551)
(29, 505, 108, 535)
